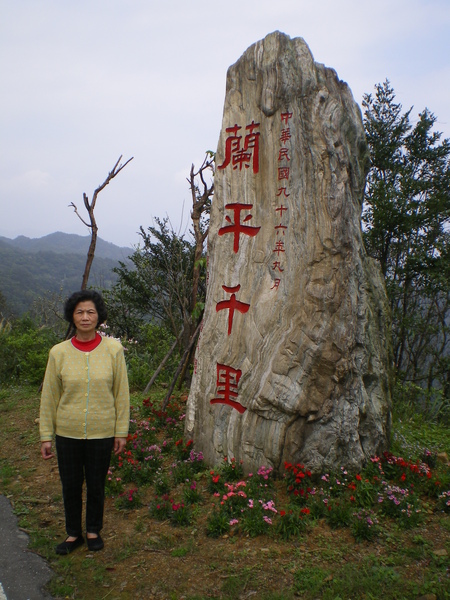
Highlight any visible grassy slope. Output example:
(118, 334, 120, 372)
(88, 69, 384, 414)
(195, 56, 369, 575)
(0, 386, 449, 600)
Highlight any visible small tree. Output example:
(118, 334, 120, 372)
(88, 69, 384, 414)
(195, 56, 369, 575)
(113, 217, 198, 338)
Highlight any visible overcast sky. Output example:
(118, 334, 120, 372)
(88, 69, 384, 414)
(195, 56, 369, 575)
(1, 0, 449, 248)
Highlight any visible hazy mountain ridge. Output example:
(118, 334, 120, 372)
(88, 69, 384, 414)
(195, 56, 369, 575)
(0, 232, 133, 261)
(0, 233, 132, 315)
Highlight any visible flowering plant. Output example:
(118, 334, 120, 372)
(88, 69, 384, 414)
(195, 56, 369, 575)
(115, 488, 142, 510)
(283, 462, 313, 505)
(170, 501, 192, 527)
(437, 490, 450, 513)
(174, 438, 194, 460)
(307, 487, 330, 519)
(218, 481, 249, 515)
(241, 499, 271, 537)
(275, 507, 310, 540)
(220, 456, 244, 482)
(149, 494, 173, 520)
(246, 466, 274, 496)
(183, 480, 202, 505)
(351, 474, 380, 508)
(378, 483, 422, 528)
(351, 509, 380, 541)
(207, 470, 224, 494)
(381, 451, 432, 489)
(322, 467, 353, 498)
(105, 467, 124, 497)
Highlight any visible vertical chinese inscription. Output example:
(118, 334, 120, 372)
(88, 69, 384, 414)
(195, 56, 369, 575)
(211, 120, 263, 412)
(271, 111, 292, 290)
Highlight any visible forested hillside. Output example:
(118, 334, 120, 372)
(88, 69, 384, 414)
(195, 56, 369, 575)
(0, 233, 132, 315)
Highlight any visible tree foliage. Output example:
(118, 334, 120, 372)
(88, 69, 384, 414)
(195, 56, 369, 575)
(109, 218, 205, 343)
(362, 81, 450, 404)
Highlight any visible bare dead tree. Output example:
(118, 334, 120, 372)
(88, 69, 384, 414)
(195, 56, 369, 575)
(69, 155, 133, 290)
(189, 154, 214, 322)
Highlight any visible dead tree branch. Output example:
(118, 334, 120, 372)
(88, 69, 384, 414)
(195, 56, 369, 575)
(69, 155, 133, 291)
(188, 154, 214, 318)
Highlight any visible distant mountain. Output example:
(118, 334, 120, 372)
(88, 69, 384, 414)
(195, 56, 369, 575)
(0, 233, 133, 316)
(0, 232, 132, 261)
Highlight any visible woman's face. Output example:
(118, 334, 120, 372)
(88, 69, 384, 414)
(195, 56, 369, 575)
(73, 300, 98, 337)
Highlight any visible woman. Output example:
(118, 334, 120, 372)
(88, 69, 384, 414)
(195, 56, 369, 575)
(40, 290, 130, 554)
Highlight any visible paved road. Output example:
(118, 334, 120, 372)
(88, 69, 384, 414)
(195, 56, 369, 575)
(0, 495, 54, 600)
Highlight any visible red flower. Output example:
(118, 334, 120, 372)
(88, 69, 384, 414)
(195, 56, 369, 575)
(356, 474, 362, 481)
(280, 510, 286, 517)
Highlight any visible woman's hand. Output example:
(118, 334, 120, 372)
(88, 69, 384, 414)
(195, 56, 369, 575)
(41, 441, 55, 460)
(114, 437, 127, 455)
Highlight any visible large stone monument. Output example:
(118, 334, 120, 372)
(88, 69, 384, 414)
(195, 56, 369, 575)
(185, 32, 392, 474)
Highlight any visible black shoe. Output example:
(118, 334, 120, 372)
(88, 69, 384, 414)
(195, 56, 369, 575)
(87, 534, 104, 551)
(55, 536, 84, 555)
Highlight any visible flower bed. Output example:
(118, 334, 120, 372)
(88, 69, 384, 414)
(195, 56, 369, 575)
(110, 395, 450, 543)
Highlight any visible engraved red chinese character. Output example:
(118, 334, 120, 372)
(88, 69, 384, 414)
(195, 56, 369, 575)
(273, 241, 285, 255)
(275, 205, 288, 216)
(280, 128, 291, 145)
(278, 148, 290, 161)
(217, 121, 260, 173)
(210, 363, 246, 413)
(278, 167, 290, 181)
(271, 278, 281, 290)
(277, 187, 290, 198)
(275, 224, 287, 236)
(216, 284, 250, 335)
(218, 203, 261, 253)
(281, 111, 293, 124)
(272, 261, 284, 272)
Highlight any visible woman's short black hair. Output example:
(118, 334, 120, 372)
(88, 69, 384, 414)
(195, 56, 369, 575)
(64, 290, 107, 326)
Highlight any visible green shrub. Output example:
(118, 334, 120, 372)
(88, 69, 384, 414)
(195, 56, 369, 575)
(122, 323, 181, 390)
(0, 316, 58, 385)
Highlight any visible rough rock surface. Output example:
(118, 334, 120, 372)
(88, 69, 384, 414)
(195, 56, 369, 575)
(186, 31, 392, 474)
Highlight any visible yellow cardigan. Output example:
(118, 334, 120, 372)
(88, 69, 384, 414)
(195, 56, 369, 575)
(40, 336, 130, 441)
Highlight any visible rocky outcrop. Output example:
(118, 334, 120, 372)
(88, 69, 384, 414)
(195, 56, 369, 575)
(185, 32, 392, 474)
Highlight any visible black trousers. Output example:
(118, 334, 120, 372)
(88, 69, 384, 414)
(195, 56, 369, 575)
(55, 435, 114, 537)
